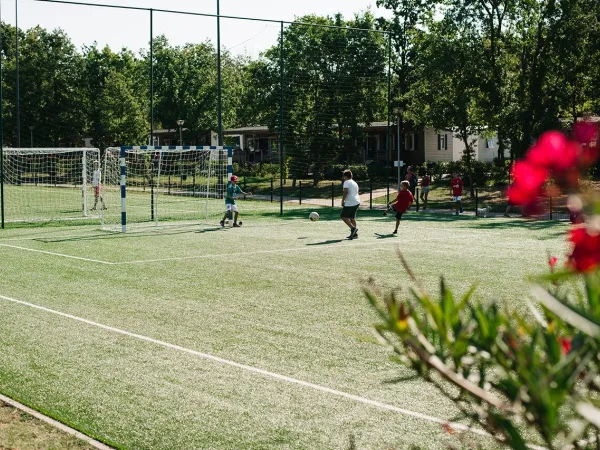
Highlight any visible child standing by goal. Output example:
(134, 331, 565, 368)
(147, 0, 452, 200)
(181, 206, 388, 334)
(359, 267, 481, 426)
(91, 160, 106, 211)
(387, 180, 414, 234)
(220, 175, 252, 228)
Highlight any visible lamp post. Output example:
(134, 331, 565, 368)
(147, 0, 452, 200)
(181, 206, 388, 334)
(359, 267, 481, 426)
(176, 120, 184, 146)
(393, 107, 404, 187)
(29, 126, 34, 147)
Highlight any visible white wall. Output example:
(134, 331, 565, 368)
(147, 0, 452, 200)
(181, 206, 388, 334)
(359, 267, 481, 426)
(477, 136, 499, 162)
(424, 128, 453, 162)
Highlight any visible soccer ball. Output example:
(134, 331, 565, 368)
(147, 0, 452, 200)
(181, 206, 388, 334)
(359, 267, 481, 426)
(309, 212, 320, 222)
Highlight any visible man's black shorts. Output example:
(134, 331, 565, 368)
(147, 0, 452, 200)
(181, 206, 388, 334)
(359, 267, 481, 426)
(341, 204, 360, 219)
(395, 211, 403, 220)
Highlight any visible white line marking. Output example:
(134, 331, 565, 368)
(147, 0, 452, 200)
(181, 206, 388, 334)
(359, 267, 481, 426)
(0, 393, 114, 450)
(0, 294, 545, 449)
(0, 244, 114, 265)
(118, 241, 393, 265)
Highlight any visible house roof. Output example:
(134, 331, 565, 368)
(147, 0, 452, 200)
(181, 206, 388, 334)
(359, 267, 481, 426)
(224, 123, 393, 134)
(224, 126, 270, 134)
(153, 128, 189, 133)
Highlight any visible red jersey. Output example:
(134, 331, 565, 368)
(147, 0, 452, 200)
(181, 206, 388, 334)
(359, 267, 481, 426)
(421, 176, 430, 187)
(393, 190, 414, 214)
(451, 177, 463, 196)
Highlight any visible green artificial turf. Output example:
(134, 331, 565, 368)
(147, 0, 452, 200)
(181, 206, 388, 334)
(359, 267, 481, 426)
(0, 208, 569, 449)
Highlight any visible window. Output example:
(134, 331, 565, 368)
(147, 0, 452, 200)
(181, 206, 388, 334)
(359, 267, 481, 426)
(366, 135, 379, 158)
(437, 134, 448, 150)
(405, 133, 414, 151)
(486, 138, 494, 149)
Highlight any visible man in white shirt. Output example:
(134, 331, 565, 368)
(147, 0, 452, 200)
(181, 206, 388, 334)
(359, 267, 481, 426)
(341, 170, 360, 239)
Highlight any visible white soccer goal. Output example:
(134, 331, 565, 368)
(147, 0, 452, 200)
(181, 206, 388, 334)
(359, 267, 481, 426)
(103, 146, 231, 231)
(2, 147, 101, 223)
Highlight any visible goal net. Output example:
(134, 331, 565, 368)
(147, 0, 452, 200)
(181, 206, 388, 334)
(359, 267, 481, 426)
(2, 147, 101, 223)
(102, 146, 231, 231)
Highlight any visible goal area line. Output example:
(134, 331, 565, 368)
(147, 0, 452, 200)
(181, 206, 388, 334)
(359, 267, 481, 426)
(0, 240, 392, 266)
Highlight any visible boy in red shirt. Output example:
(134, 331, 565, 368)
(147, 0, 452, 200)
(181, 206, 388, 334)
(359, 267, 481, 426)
(450, 172, 464, 215)
(386, 180, 414, 234)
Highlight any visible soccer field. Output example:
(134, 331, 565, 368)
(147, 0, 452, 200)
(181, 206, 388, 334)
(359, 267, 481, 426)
(0, 209, 568, 449)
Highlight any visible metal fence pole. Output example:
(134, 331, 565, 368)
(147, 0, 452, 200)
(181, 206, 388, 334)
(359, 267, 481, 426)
(150, 10, 154, 144)
(0, 1, 4, 228)
(416, 187, 419, 212)
(369, 179, 373, 210)
(216, 0, 222, 146)
(386, 32, 391, 173)
(550, 196, 553, 220)
(386, 177, 390, 205)
(331, 182, 334, 208)
(299, 181, 302, 205)
(16, 0, 20, 147)
(270, 177, 273, 203)
(279, 21, 284, 216)
(475, 188, 479, 216)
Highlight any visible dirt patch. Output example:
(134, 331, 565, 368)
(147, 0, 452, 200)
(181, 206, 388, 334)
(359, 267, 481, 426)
(0, 401, 95, 450)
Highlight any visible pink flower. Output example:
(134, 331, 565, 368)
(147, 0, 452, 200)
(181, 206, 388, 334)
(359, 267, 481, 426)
(558, 337, 572, 355)
(507, 161, 548, 205)
(573, 121, 598, 145)
(548, 256, 558, 269)
(569, 227, 600, 273)
(527, 132, 580, 174)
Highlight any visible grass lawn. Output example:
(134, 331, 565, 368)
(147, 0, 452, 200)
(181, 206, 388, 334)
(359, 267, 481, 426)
(0, 209, 569, 449)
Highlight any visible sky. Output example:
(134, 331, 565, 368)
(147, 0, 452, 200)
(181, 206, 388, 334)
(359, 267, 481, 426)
(2, 0, 392, 58)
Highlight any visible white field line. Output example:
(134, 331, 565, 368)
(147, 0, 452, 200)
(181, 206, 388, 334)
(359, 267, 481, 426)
(116, 241, 392, 265)
(0, 241, 389, 266)
(0, 392, 114, 450)
(0, 294, 545, 449)
(0, 243, 115, 265)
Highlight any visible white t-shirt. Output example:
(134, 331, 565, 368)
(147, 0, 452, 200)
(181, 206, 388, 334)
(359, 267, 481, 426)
(92, 169, 101, 187)
(343, 179, 360, 207)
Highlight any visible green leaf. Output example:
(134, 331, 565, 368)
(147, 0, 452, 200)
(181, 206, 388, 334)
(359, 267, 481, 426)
(532, 286, 600, 337)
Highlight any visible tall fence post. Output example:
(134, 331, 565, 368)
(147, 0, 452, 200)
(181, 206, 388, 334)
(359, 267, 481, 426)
(279, 21, 284, 217)
(369, 179, 373, 210)
(270, 177, 273, 203)
(386, 177, 390, 205)
(331, 182, 334, 208)
(549, 196, 553, 220)
(243, 176, 247, 199)
(416, 187, 419, 212)
(475, 188, 479, 216)
(299, 181, 302, 205)
(150, 9, 154, 145)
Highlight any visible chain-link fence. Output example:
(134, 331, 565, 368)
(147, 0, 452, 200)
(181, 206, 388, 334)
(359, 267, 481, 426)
(1, 0, 575, 227)
(0, 0, 399, 226)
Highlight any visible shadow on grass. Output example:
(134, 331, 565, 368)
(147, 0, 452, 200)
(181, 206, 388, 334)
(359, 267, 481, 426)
(306, 239, 344, 246)
(195, 227, 222, 234)
(375, 233, 397, 239)
(33, 225, 204, 243)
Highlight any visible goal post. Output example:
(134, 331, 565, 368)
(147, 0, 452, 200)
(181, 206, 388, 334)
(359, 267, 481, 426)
(103, 146, 232, 232)
(1, 147, 101, 223)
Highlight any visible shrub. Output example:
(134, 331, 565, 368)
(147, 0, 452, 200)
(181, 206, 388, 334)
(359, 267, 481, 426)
(366, 122, 600, 449)
(324, 164, 369, 181)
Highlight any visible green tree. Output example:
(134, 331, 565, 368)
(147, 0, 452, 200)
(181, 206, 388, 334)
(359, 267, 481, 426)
(98, 69, 149, 146)
(254, 13, 387, 185)
(410, 19, 485, 195)
(17, 26, 86, 147)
